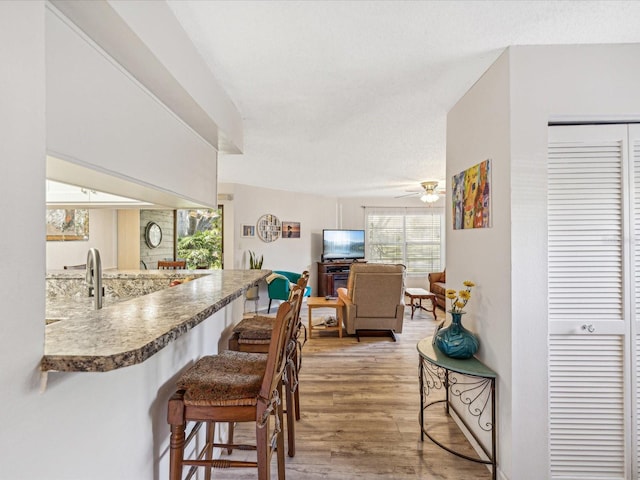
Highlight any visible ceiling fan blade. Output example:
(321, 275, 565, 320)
(394, 192, 419, 198)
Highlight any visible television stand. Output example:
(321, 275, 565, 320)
(317, 260, 366, 297)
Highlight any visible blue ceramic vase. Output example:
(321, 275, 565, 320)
(435, 311, 479, 359)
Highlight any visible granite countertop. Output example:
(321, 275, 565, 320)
(45, 269, 208, 280)
(41, 269, 269, 373)
(45, 269, 210, 318)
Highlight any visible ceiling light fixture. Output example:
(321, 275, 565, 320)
(419, 181, 440, 203)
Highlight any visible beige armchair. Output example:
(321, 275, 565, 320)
(337, 263, 406, 339)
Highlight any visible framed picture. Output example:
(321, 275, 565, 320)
(452, 159, 491, 230)
(46, 208, 89, 241)
(241, 224, 255, 238)
(282, 221, 300, 239)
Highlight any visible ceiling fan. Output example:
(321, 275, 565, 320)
(396, 181, 445, 203)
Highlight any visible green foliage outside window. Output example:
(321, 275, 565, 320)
(177, 208, 222, 269)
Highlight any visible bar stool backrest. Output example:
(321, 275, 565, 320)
(158, 260, 186, 269)
(258, 293, 298, 402)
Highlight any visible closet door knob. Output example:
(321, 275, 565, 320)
(581, 324, 595, 333)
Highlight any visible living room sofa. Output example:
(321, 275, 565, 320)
(428, 270, 446, 310)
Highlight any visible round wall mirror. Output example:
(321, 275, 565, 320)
(145, 221, 162, 248)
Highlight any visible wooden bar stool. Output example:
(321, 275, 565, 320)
(228, 273, 308, 457)
(167, 300, 295, 480)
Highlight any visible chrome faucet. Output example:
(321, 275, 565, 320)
(86, 248, 103, 310)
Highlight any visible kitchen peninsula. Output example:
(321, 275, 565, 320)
(42, 269, 269, 372)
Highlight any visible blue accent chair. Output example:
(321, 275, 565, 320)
(267, 270, 312, 313)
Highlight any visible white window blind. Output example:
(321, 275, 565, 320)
(365, 207, 443, 274)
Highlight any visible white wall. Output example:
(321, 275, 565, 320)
(509, 44, 640, 480)
(0, 0, 46, 476)
(46, 5, 218, 208)
(219, 183, 337, 304)
(447, 44, 640, 480)
(0, 3, 242, 479)
(338, 194, 446, 231)
(447, 50, 512, 479)
(51, 0, 243, 154)
(46, 209, 118, 270)
(19, 300, 242, 480)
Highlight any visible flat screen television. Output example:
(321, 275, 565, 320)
(322, 229, 365, 261)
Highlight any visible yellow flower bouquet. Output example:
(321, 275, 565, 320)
(445, 280, 475, 314)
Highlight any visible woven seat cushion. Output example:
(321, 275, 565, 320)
(238, 337, 270, 345)
(177, 351, 267, 406)
(233, 315, 275, 341)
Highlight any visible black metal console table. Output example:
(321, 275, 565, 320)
(417, 336, 497, 479)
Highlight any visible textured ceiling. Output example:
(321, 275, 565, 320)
(167, 0, 640, 199)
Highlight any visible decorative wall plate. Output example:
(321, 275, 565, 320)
(145, 221, 162, 248)
(257, 214, 281, 243)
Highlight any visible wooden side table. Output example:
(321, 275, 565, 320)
(417, 337, 497, 479)
(307, 296, 344, 338)
(405, 288, 437, 320)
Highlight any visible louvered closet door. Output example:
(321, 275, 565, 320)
(548, 124, 630, 479)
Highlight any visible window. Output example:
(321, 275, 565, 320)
(365, 207, 443, 275)
(176, 207, 223, 269)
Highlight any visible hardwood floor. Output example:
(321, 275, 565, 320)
(210, 303, 493, 479)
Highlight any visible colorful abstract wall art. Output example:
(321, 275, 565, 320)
(452, 159, 491, 230)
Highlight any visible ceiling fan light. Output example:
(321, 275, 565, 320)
(421, 192, 439, 203)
